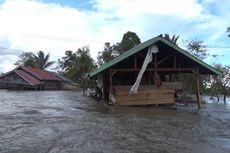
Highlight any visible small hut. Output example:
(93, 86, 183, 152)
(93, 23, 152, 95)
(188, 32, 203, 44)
(90, 35, 221, 108)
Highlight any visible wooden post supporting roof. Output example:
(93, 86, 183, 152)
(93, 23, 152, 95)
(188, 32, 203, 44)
(195, 70, 201, 108)
(154, 53, 157, 69)
(154, 52, 158, 85)
(109, 69, 112, 99)
(173, 55, 176, 69)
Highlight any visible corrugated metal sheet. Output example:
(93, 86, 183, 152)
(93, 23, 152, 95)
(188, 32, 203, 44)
(21, 67, 62, 81)
(14, 70, 41, 85)
(51, 72, 72, 82)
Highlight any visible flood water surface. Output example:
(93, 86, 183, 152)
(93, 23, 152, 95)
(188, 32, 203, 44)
(0, 90, 230, 153)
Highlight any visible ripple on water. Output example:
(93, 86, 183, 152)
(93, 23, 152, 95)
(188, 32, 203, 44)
(0, 90, 230, 153)
(23, 110, 41, 115)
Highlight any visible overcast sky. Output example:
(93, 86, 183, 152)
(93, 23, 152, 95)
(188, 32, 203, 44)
(0, 0, 230, 73)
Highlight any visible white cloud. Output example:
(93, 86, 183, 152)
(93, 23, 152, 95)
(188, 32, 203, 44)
(0, 0, 107, 73)
(0, 0, 229, 73)
(93, 0, 202, 18)
(0, 55, 18, 72)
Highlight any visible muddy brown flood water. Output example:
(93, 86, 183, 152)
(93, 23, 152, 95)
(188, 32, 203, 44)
(0, 90, 230, 153)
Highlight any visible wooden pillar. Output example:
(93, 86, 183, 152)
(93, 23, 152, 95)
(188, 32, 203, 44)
(109, 69, 112, 96)
(154, 53, 157, 69)
(169, 74, 172, 82)
(173, 55, 176, 69)
(195, 70, 201, 109)
(154, 53, 157, 84)
(154, 53, 158, 73)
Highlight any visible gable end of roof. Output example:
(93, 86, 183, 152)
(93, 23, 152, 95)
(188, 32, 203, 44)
(90, 35, 221, 77)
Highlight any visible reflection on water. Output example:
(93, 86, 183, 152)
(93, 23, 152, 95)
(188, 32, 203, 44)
(0, 90, 230, 153)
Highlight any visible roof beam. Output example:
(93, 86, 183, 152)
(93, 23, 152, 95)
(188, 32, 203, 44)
(111, 68, 195, 72)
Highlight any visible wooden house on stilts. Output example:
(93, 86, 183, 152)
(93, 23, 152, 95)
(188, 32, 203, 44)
(90, 35, 221, 108)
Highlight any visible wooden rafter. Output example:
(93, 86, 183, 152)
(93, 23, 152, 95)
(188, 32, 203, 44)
(157, 55, 172, 65)
(138, 53, 155, 65)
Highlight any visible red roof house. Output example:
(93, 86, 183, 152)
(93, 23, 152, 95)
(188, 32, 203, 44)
(0, 66, 65, 90)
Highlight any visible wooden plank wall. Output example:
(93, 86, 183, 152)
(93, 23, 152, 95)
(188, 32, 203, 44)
(162, 82, 182, 90)
(114, 86, 175, 105)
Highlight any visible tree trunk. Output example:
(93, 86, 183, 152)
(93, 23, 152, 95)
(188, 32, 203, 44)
(223, 93, 227, 104)
(216, 95, 219, 101)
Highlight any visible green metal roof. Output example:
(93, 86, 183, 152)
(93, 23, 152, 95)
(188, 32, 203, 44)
(90, 36, 221, 77)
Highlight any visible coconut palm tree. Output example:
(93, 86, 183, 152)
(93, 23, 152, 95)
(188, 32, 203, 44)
(33, 51, 55, 69)
(163, 33, 179, 45)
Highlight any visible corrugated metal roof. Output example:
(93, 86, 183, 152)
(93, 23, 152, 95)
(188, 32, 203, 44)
(14, 70, 41, 85)
(90, 36, 221, 77)
(51, 72, 72, 82)
(21, 67, 62, 81)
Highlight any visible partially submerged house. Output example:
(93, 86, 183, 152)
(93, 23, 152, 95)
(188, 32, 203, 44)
(90, 35, 221, 108)
(0, 66, 78, 90)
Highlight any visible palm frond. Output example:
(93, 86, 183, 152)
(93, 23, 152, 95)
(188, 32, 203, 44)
(44, 61, 55, 69)
(44, 53, 50, 64)
(33, 51, 54, 69)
